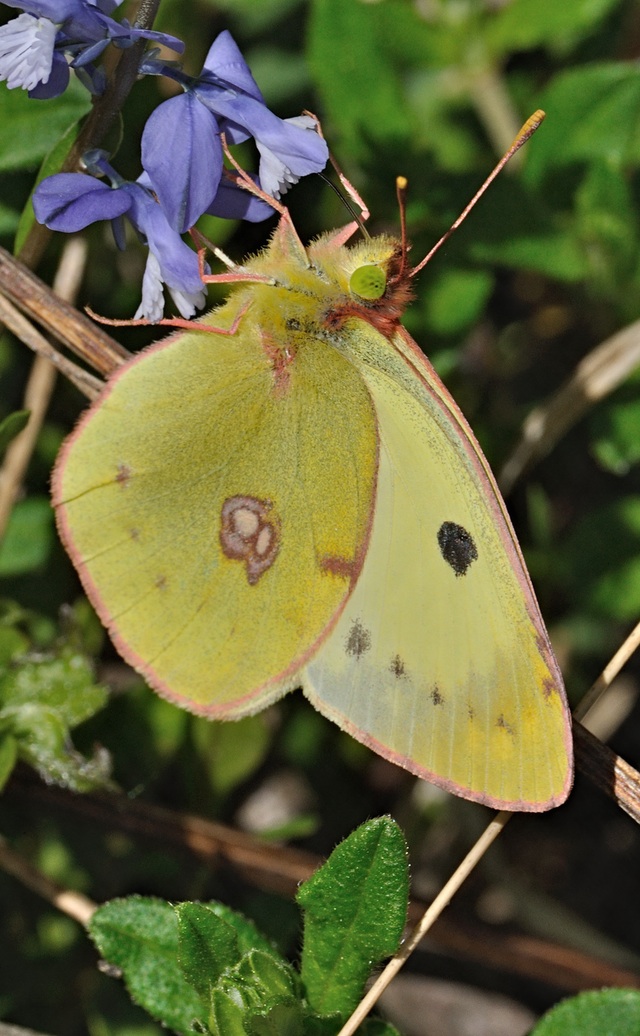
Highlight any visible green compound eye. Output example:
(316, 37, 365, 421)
(350, 264, 387, 301)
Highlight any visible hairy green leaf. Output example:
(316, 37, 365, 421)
(89, 896, 207, 1036)
(297, 817, 408, 1017)
(532, 988, 640, 1034)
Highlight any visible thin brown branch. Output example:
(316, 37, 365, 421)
(574, 721, 640, 826)
(0, 837, 96, 926)
(0, 245, 129, 376)
(499, 319, 640, 494)
(0, 239, 95, 537)
(0, 296, 102, 399)
(574, 619, 640, 723)
(0, 1023, 56, 1036)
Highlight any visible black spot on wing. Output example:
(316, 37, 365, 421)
(345, 619, 371, 659)
(389, 654, 407, 678)
(496, 713, 516, 738)
(437, 521, 478, 576)
(430, 686, 445, 707)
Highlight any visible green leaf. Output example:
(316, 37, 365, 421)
(591, 389, 640, 474)
(89, 896, 207, 1036)
(532, 988, 640, 1034)
(209, 987, 247, 1036)
(463, 177, 590, 282)
(209, 0, 300, 36)
(14, 114, 86, 255)
(176, 902, 240, 1000)
(561, 496, 640, 620)
(0, 732, 18, 791)
(0, 496, 55, 576)
(0, 624, 30, 666)
(0, 410, 29, 456)
(420, 268, 493, 336)
(210, 950, 302, 1036)
(301, 1002, 402, 1034)
(487, 0, 621, 55)
(0, 645, 109, 791)
(0, 78, 90, 173)
(525, 64, 640, 186)
(473, 229, 589, 281)
(192, 712, 271, 796)
(297, 817, 409, 1017)
(0, 599, 56, 649)
(0, 200, 21, 236)
(222, 950, 301, 1010)
(307, 0, 410, 155)
(574, 159, 639, 294)
(247, 1001, 303, 1036)
(201, 901, 278, 958)
(6, 703, 107, 791)
(0, 647, 106, 725)
(361, 1022, 403, 1036)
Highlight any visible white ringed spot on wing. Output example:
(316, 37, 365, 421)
(220, 495, 281, 585)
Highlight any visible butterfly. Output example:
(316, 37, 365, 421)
(52, 129, 573, 812)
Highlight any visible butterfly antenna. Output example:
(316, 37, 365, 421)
(396, 175, 410, 278)
(318, 171, 371, 239)
(410, 110, 545, 279)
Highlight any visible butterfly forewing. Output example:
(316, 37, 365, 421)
(303, 322, 572, 811)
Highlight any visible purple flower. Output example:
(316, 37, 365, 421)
(33, 156, 206, 322)
(0, 1, 183, 97)
(140, 30, 328, 233)
(206, 171, 275, 223)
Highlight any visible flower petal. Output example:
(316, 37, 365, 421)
(168, 283, 207, 320)
(255, 115, 329, 198)
(194, 87, 328, 196)
(207, 173, 275, 223)
(0, 13, 56, 91)
(1, 1, 82, 18)
(33, 173, 131, 231)
(142, 93, 223, 233)
(202, 30, 264, 102)
(122, 183, 205, 296)
(123, 26, 184, 53)
(141, 93, 221, 233)
(28, 49, 70, 97)
(134, 250, 165, 323)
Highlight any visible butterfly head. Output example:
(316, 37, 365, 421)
(314, 235, 414, 338)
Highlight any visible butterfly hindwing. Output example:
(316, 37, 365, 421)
(53, 289, 378, 715)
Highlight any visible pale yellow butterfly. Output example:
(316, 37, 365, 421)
(53, 113, 573, 811)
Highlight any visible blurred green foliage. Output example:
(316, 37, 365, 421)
(1, 0, 640, 1033)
